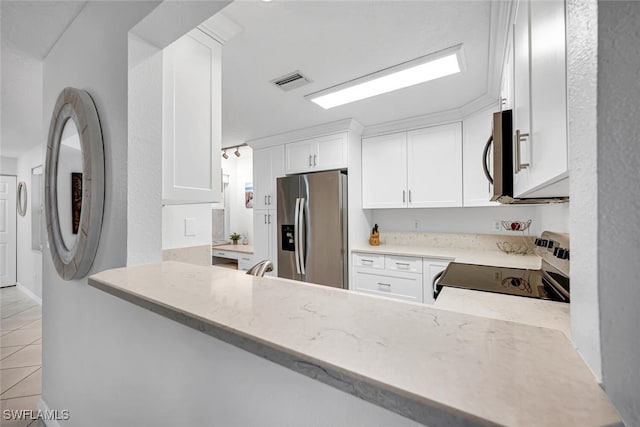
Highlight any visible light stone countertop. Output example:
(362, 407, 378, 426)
(212, 243, 254, 254)
(88, 262, 620, 427)
(435, 287, 571, 338)
(352, 244, 541, 270)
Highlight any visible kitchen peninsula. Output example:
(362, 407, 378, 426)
(89, 262, 620, 427)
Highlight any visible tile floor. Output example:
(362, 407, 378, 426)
(1, 286, 43, 427)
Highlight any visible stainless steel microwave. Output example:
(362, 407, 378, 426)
(483, 109, 568, 204)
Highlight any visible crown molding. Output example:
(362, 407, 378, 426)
(198, 12, 243, 45)
(361, 94, 498, 138)
(247, 118, 364, 149)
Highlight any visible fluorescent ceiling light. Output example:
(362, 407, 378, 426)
(307, 45, 463, 109)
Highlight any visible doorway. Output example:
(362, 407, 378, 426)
(0, 175, 17, 287)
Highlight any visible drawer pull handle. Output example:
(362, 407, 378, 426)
(377, 282, 391, 291)
(396, 262, 410, 267)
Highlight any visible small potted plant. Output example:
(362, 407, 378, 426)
(230, 233, 241, 245)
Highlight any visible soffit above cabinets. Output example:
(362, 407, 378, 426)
(219, 0, 502, 147)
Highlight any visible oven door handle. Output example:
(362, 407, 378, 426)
(482, 134, 494, 185)
(433, 270, 445, 298)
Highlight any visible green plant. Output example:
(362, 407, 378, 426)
(230, 233, 241, 242)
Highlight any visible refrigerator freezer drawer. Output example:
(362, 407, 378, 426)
(385, 255, 423, 274)
(353, 268, 423, 303)
(353, 253, 385, 270)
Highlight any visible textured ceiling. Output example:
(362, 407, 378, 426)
(219, 1, 492, 146)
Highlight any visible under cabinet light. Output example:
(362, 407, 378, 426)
(306, 45, 463, 109)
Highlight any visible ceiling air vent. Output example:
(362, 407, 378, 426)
(271, 71, 312, 92)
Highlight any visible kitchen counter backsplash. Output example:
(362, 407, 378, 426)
(378, 232, 536, 252)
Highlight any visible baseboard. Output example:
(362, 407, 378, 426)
(37, 398, 62, 427)
(16, 282, 42, 305)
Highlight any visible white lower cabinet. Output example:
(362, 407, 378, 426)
(353, 252, 450, 305)
(353, 269, 423, 303)
(238, 255, 255, 272)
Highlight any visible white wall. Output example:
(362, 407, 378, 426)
(1, 45, 43, 158)
(127, 34, 163, 265)
(40, 1, 162, 419)
(0, 156, 17, 175)
(371, 204, 569, 236)
(566, 0, 601, 382)
(221, 146, 253, 243)
(16, 146, 43, 298)
(162, 204, 213, 250)
(596, 2, 640, 425)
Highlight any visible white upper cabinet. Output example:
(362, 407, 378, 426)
(362, 123, 462, 209)
(163, 29, 222, 204)
(284, 132, 348, 174)
(500, 35, 514, 111)
(362, 132, 407, 209)
(512, 0, 568, 198)
(463, 107, 498, 207)
(253, 145, 284, 210)
(407, 123, 462, 208)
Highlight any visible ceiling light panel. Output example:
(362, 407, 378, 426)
(307, 45, 464, 109)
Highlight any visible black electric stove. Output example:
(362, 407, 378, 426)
(435, 231, 570, 303)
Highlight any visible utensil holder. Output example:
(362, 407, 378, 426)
(369, 232, 380, 246)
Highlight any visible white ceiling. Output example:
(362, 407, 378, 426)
(1, 1, 86, 158)
(219, 1, 493, 146)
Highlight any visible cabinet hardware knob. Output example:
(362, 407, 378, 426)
(515, 129, 530, 173)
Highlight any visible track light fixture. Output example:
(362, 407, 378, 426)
(234, 147, 241, 157)
(221, 144, 247, 159)
(222, 150, 229, 159)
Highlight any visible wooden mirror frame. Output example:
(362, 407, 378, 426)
(45, 87, 104, 280)
(17, 181, 27, 217)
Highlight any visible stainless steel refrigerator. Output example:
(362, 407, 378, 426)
(277, 170, 348, 288)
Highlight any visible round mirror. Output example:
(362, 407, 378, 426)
(45, 87, 104, 280)
(17, 181, 27, 217)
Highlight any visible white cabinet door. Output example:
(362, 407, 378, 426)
(512, 0, 533, 196)
(407, 123, 462, 208)
(253, 148, 271, 210)
(527, 0, 568, 193)
(163, 29, 222, 204)
(285, 133, 348, 174)
(254, 145, 284, 210)
(315, 133, 348, 171)
(463, 107, 499, 206)
(362, 133, 407, 209)
(253, 209, 277, 276)
(423, 260, 450, 305)
(285, 140, 314, 174)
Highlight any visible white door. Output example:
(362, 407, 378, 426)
(268, 209, 277, 276)
(253, 209, 270, 264)
(407, 123, 463, 208)
(362, 132, 407, 208)
(0, 176, 17, 287)
(267, 145, 284, 209)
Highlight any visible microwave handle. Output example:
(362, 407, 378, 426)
(482, 135, 494, 185)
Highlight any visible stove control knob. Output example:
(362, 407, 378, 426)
(556, 248, 568, 259)
(547, 240, 555, 249)
(553, 247, 560, 257)
(561, 249, 570, 260)
(534, 238, 543, 246)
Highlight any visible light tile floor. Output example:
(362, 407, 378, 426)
(0, 286, 43, 427)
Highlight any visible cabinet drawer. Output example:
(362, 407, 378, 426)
(353, 269, 422, 302)
(385, 255, 422, 273)
(212, 250, 239, 260)
(238, 255, 255, 271)
(353, 253, 385, 269)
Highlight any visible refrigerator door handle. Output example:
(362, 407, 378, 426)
(299, 197, 306, 275)
(294, 198, 301, 274)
